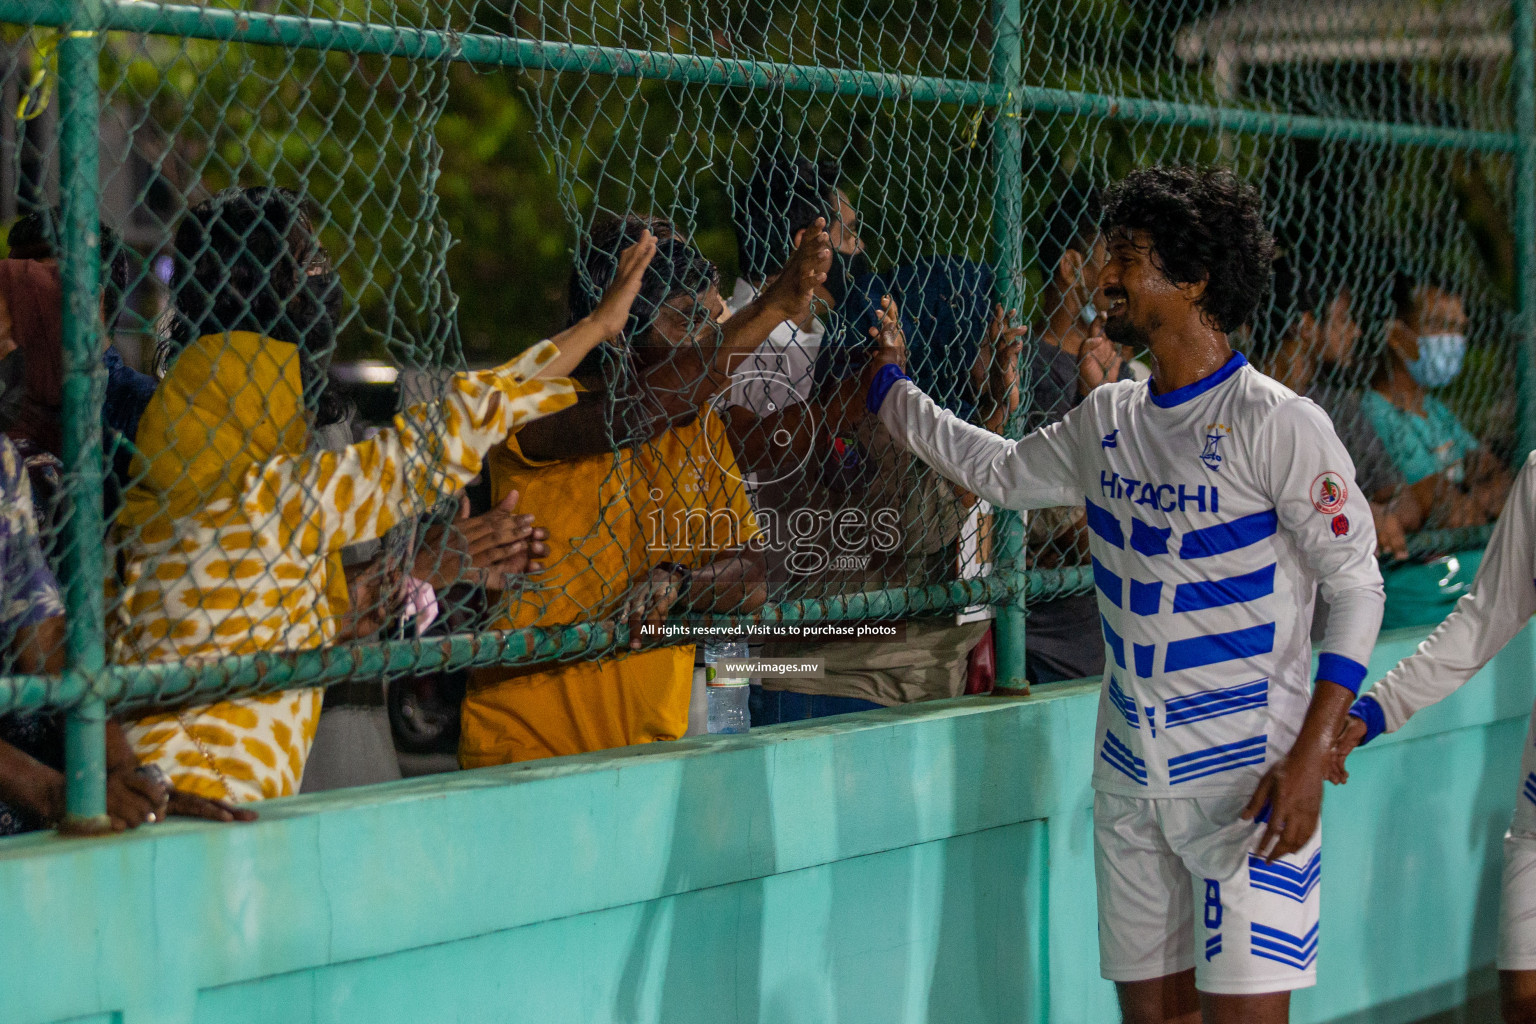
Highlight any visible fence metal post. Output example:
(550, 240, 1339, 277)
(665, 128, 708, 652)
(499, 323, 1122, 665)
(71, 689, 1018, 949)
(989, 0, 1029, 695)
(1515, 0, 1536, 463)
(56, 0, 109, 833)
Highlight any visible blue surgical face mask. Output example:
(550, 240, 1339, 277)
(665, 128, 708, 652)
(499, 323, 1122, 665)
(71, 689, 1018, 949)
(1406, 332, 1467, 389)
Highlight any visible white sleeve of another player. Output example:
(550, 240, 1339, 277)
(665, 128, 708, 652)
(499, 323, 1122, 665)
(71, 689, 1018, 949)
(878, 378, 1082, 510)
(1259, 397, 1385, 693)
(1364, 452, 1536, 733)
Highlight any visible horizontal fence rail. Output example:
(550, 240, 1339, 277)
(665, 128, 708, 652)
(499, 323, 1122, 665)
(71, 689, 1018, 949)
(0, 518, 1488, 717)
(0, 0, 1517, 151)
(0, 574, 1033, 716)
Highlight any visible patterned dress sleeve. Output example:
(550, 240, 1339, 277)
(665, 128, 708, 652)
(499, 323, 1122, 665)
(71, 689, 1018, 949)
(242, 340, 576, 555)
(0, 437, 62, 643)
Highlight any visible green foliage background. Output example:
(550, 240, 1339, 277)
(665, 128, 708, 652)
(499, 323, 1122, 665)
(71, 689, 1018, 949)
(8, 0, 1513, 399)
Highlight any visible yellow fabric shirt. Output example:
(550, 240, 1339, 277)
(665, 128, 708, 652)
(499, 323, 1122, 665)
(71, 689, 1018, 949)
(114, 332, 575, 801)
(461, 405, 759, 766)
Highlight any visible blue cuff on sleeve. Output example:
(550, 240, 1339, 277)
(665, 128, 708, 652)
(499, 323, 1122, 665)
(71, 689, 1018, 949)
(1316, 652, 1368, 695)
(866, 363, 911, 415)
(1348, 695, 1387, 745)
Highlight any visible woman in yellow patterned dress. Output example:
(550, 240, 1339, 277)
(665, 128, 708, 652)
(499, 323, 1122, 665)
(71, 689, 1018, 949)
(112, 187, 655, 802)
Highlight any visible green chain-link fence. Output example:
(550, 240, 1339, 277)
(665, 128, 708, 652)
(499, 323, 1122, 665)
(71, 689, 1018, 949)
(0, 0, 1528, 826)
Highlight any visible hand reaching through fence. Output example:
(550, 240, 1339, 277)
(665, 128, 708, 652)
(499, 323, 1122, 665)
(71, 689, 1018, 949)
(539, 230, 658, 379)
(417, 489, 549, 591)
(716, 216, 832, 377)
(1076, 322, 1123, 397)
(972, 304, 1026, 433)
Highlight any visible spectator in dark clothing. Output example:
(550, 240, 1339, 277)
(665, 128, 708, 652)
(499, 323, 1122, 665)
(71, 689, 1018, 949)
(1255, 257, 1410, 560)
(1021, 186, 1133, 685)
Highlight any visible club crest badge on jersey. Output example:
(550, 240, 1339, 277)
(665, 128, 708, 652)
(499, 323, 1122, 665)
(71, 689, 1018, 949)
(1199, 424, 1230, 471)
(1331, 514, 1350, 537)
(1311, 471, 1348, 515)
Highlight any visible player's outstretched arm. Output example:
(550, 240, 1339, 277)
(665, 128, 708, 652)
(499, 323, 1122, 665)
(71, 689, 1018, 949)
(861, 299, 1081, 512)
(1329, 451, 1536, 781)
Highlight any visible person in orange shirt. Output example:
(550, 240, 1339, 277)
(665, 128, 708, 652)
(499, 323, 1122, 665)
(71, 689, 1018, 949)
(461, 216, 771, 765)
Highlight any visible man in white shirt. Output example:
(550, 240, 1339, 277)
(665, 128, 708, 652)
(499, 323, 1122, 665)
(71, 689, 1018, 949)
(862, 166, 1385, 1023)
(1333, 454, 1536, 1022)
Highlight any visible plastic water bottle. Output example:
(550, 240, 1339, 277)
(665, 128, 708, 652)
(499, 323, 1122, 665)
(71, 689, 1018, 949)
(705, 641, 750, 734)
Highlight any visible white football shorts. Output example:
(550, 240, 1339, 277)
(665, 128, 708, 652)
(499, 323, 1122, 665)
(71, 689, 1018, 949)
(1499, 828, 1536, 970)
(1094, 791, 1321, 995)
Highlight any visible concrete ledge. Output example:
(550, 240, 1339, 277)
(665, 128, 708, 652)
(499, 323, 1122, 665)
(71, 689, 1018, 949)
(1, 621, 1531, 1024)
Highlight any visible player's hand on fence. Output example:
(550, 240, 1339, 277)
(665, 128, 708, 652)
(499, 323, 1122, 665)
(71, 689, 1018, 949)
(868, 294, 905, 364)
(1240, 752, 1324, 864)
(167, 787, 258, 823)
(1324, 715, 1368, 786)
(417, 490, 547, 591)
(617, 566, 687, 650)
(761, 217, 831, 324)
(856, 295, 907, 412)
(1077, 316, 1122, 396)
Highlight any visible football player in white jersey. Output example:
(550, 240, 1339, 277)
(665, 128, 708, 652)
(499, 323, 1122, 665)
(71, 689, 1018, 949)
(1332, 453, 1536, 1023)
(860, 166, 1385, 1023)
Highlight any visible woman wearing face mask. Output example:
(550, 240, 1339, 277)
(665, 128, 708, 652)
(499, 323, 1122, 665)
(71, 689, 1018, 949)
(1360, 272, 1511, 629)
(111, 186, 639, 802)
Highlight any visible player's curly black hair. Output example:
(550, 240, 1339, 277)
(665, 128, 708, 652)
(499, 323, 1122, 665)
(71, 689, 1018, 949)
(1101, 166, 1274, 334)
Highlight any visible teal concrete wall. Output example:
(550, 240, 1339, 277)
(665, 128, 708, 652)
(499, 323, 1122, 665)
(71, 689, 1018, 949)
(1, 621, 1531, 1024)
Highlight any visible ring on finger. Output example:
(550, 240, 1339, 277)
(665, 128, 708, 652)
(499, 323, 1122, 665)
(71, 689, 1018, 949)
(135, 763, 171, 791)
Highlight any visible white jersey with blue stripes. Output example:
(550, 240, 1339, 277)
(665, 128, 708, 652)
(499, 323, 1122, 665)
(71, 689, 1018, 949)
(880, 352, 1386, 797)
(1353, 451, 1536, 831)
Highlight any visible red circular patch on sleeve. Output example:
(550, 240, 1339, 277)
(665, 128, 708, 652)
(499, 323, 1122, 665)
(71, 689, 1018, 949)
(1330, 514, 1350, 537)
(1311, 472, 1349, 515)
